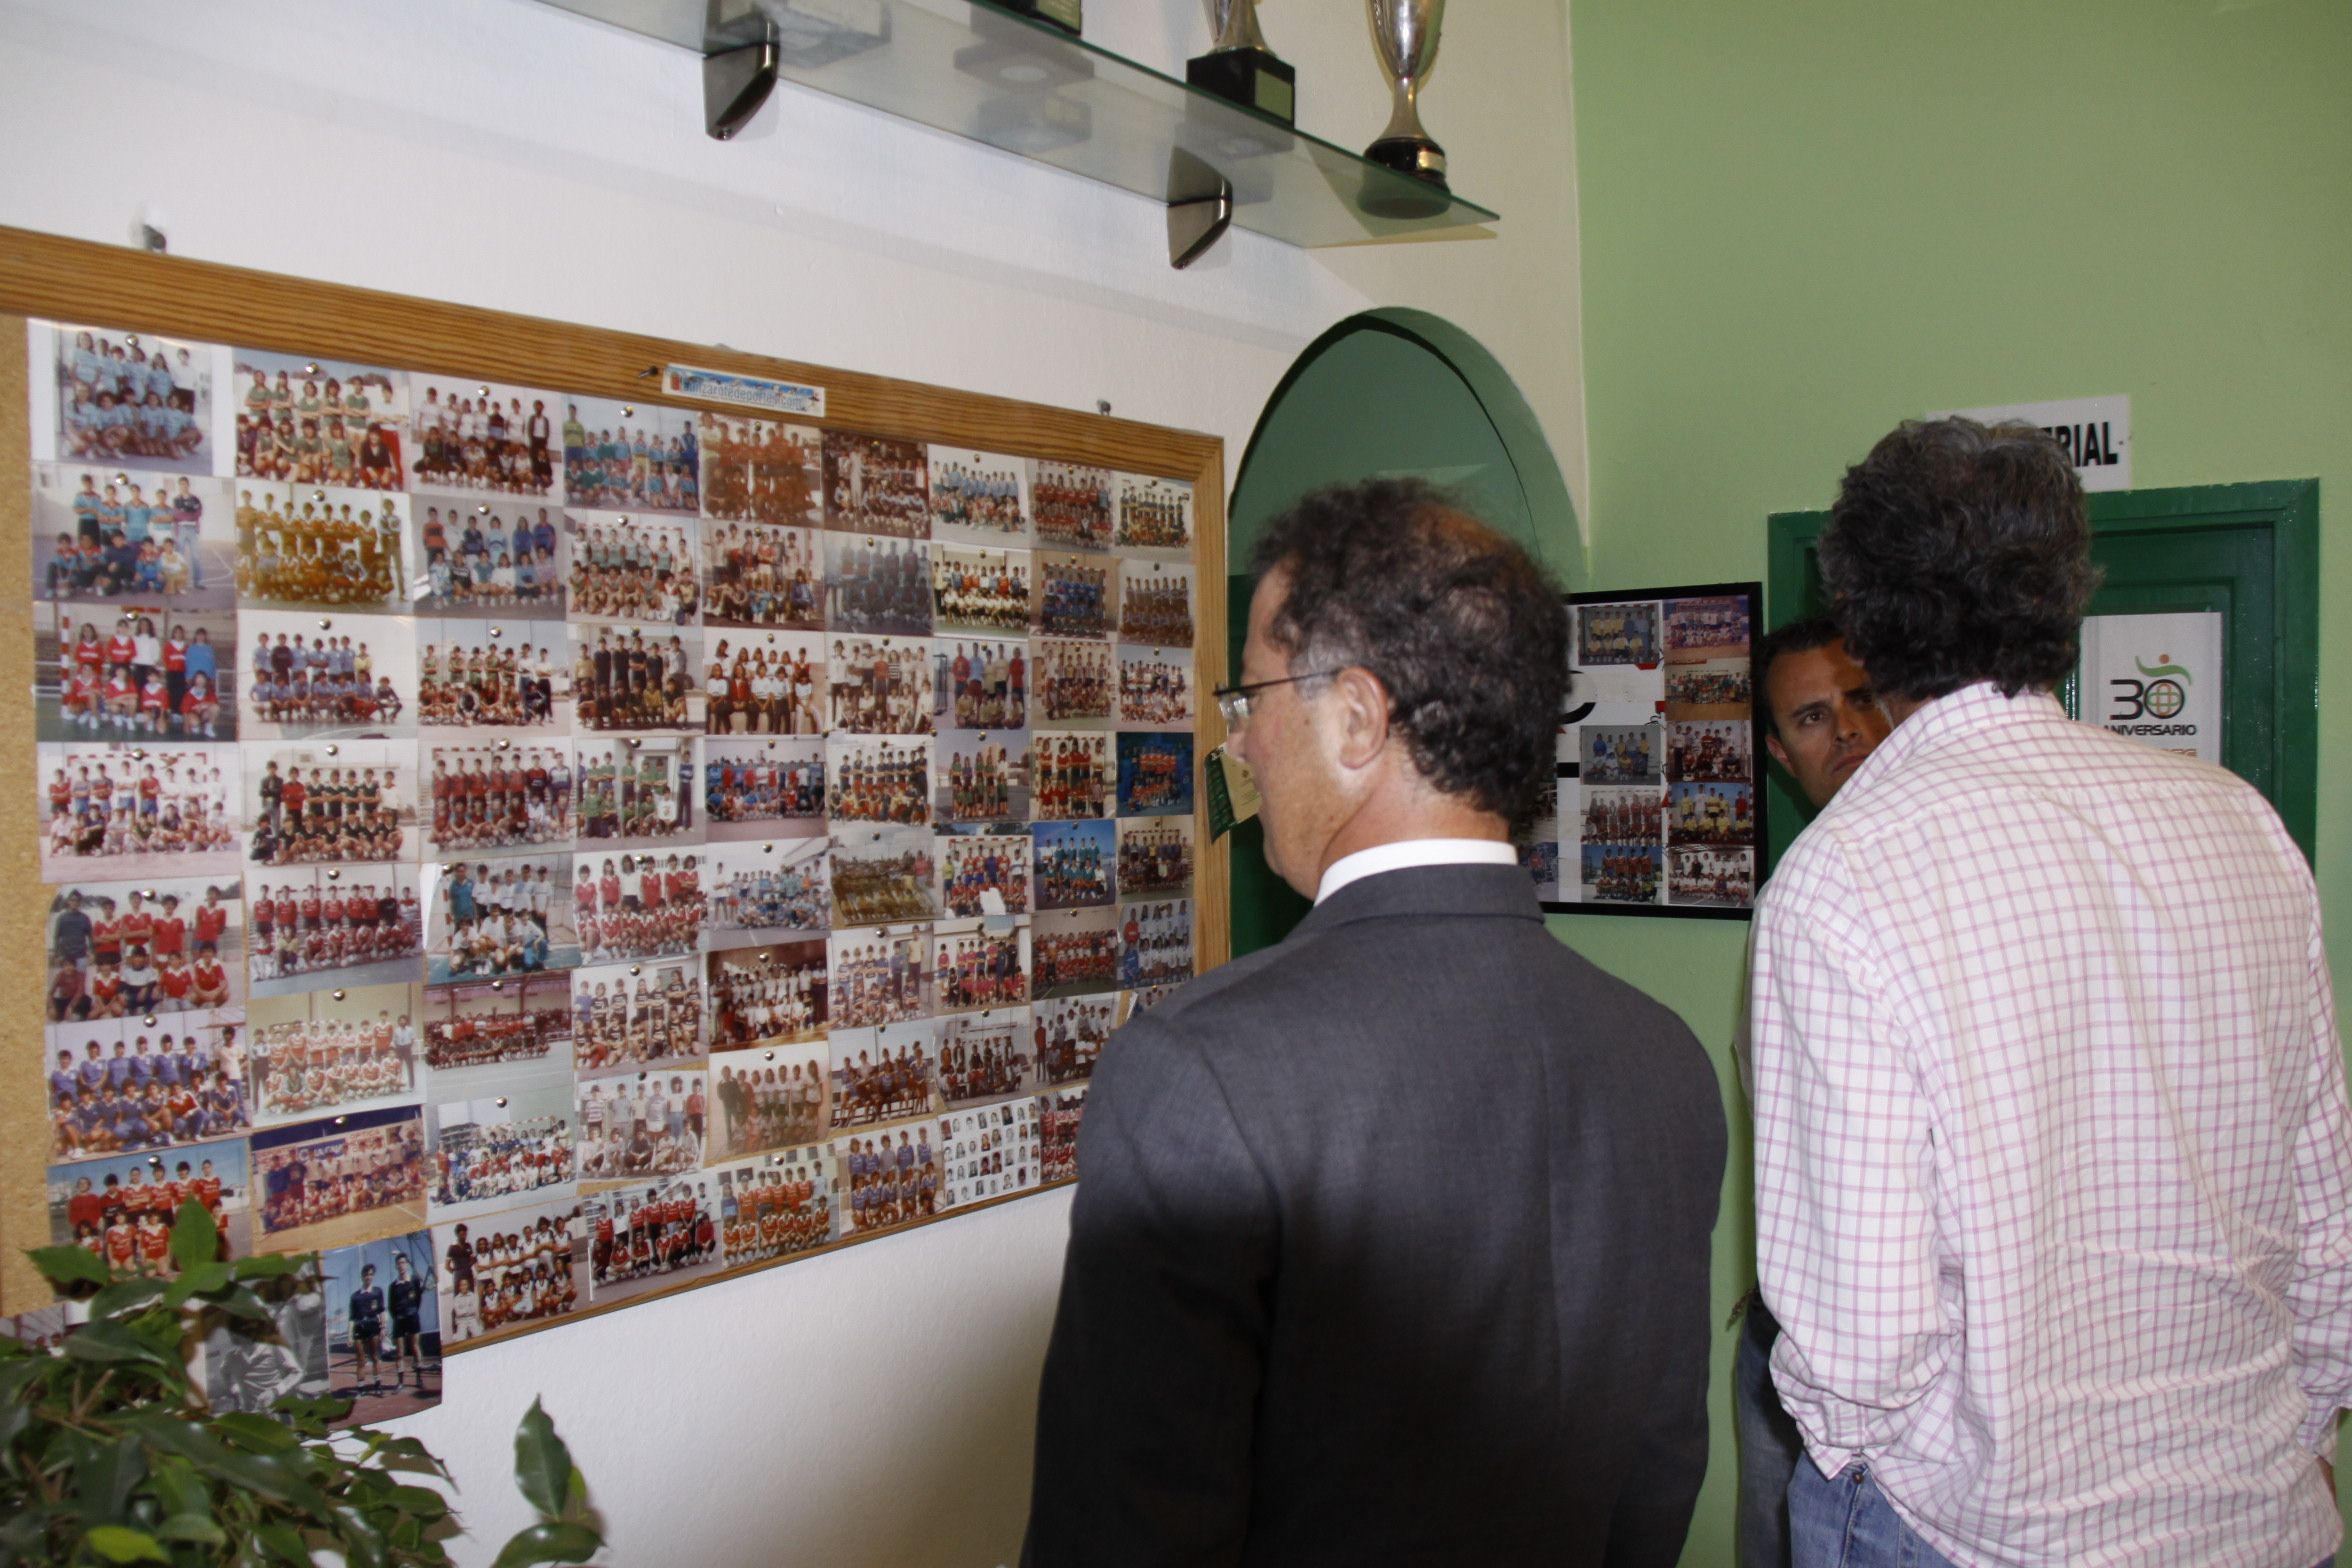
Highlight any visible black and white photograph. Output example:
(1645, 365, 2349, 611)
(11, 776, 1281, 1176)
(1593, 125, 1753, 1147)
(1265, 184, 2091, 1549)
(1114, 473, 1192, 555)
(829, 823, 937, 926)
(246, 862, 423, 995)
(203, 1269, 326, 1416)
(562, 397, 699, 515)
(422, 974, 573, 1076)
(1117, 815, 1194, 899)
(40, 740, 241, 879)
(1033, 819, 1115, 911)
(936, 1099, 1040, 1210)
(237, 606, 416, 740)
(413, 499, 566, 618)
(1031, 461, 1112, 551)
(233, 483, 409, 613)
(938, 826, 1030, 918)
(251, 1103, 427, 1253)
(930, 543, 1033, 635)
(708, 1037, 829, 1161)
(583, 1173, 720, 1302)
(242, 738, 413, 869)
(566, 508, 700, 625)
(933, 916, 1029, 1014)
(1117, 730, 1193, 818)
(319, 1230, 441, 1425)
(570, 956, 705, 1072)
(1120, 898, 1194, 990)
(701, 412, 822, 529)
(575, 1069, 708, 1188)
(1117, 559, 1194, 648)
(703, 837, 830, 946)
(828, 1018, 941, 1131)
(1033, 994, 1114, 1086)
(926, 447, 1029, 546)
(1035, 551, 1114, 639)
(41, 1009, 249, 1165)
(705, 630, 826, 735)
(822, 532, 932, 635)
(418, 619, 569, 729)
(835, 1126, 937, 1238)
(433, 1198, 583, 1347)
(572, 848, 703, 964)
(572, 734, 695, 849)
(1117, 645, 1192, 729)
(714, 1149, 834, 1266)
(47, 1137, 252, 1272)
(43, 876, 242, 1024)
(426, 1079, 576, 1222)
(247, 980, 421, 1127)
(1031, 731, 1113, 820)
(828, 926, 929, 1028)
(937, 1010, 1033, 1110)
(45, 324, 221, 477)
(408, 377, 565, 498)
(425, 853, 579, 983)
(571, 623, 702, 733)
(1034, 636, 1113, 727)
(935, 730, 1029, 823)
(822, 431, 929, 538)
(932, 636, 1028, 731)
(37, 601, 237, 743)
(702, 518, 822, 630)
(424, 739, 575, 854)
(826, 732, 933, 826)
(702, 735, 825, 839)
(1031, 905, 1119, 1000)
(36, 464, 233, 610)
(231, 349, 409, 491)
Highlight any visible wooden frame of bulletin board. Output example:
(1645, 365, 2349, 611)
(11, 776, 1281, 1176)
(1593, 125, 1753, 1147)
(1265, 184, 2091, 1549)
(0, 225, 1228, 1337)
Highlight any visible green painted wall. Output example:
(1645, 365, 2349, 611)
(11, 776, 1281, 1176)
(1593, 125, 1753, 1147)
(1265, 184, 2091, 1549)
(1570, 0, 2352, 1557)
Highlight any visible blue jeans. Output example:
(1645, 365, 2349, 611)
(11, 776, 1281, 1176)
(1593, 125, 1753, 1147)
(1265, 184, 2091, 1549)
(1789, 1461, 2335, 1568)
(1737, 1299, 1804, 1568)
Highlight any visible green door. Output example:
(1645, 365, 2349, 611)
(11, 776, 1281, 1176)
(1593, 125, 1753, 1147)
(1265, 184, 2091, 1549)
(1764, 480, 2319, 869)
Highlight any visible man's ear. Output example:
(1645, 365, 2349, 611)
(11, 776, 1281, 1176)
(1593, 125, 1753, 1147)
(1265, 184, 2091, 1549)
(1330, 668, 1392, 771)
(1764, 734, 1789, 774)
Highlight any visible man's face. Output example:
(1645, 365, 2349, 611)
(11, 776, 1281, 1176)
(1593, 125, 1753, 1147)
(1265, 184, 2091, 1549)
(1229, 568, 1343, 899)
(1764, 639, 1890, 809)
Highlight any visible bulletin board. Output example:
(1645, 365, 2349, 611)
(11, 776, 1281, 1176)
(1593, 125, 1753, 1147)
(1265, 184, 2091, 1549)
(0, 226, 1228, 1414)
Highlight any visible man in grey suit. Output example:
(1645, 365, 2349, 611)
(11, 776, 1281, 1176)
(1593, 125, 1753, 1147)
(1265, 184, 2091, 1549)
(1024, 479, 1727, 1567)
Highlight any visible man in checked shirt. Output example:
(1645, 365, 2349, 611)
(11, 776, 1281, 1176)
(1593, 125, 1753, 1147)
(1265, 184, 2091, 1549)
(1751, 417, 2351, 1568)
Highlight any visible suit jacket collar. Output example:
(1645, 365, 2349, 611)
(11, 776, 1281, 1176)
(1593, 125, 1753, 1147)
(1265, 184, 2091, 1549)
(1287, 861, 1545, 941)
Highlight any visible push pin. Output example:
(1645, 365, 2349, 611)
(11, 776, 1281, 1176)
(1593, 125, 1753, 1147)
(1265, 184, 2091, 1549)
(304, 362, 319, 375)
(495, 1096, 509, 1108)
(334, 1115, 348, 1126)
(144, 1014, 158, 1027)
(124, 334, 139, 349)
(325, 744, 339, 756)
(491, 979, 504, 990)
(319, 618, 332, 631)
(333, 989, 346, 1000)
(621, 406, 635, 418)
(477, 384, 491, 397)
(327, 869, 340, 881)
(630, 965, 642, 975)
(313, 490, 326, 503)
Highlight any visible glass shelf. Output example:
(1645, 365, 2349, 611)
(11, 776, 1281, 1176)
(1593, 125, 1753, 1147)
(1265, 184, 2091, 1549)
(537, 0, 1499, 250)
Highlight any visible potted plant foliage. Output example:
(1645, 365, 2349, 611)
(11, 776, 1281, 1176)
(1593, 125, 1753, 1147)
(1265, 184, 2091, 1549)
(1, 1200, 602, 1568)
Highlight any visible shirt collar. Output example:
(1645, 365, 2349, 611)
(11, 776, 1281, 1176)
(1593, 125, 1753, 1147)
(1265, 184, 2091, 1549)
(1837, 681, 2067, 802)
(1315, 838, 1519, 904)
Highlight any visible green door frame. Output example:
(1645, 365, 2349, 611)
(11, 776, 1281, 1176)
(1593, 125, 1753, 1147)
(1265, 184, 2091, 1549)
(1765, 478, 2320, 860)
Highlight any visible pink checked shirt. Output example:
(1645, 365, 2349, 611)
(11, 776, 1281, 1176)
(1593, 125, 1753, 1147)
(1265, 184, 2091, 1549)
(1752, 683, 2352, 1568)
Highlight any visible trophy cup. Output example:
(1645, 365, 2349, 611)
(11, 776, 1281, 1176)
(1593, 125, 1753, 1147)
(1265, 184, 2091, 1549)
(1188, 0, 1297, 127)
(1364, 0, 1447, 187)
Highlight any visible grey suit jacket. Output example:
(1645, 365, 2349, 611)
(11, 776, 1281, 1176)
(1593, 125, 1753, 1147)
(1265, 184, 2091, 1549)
(1024, 863, 1727, 1567)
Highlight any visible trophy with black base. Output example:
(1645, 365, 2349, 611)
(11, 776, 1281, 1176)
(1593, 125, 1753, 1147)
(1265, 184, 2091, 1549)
(1187, 0, 1296, 127)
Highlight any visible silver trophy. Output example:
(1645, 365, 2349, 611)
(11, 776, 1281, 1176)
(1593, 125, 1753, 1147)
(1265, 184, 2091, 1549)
(1364, 0, 1447, 187)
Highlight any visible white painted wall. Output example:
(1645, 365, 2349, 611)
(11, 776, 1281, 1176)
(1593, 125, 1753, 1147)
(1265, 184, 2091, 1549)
(0, 2, 1586, 1561)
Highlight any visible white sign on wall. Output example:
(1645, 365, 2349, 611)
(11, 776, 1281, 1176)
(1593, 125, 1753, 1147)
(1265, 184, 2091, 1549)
(1932, 393, 2132, 492)
(2077, 610, 2223, 763)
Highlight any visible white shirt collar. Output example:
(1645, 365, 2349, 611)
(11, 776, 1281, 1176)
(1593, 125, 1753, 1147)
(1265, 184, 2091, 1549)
(1314, 838, 1519, 904)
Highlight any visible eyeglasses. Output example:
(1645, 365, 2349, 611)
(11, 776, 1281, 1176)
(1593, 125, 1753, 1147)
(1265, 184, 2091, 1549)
(1213, 669, 1346, 731)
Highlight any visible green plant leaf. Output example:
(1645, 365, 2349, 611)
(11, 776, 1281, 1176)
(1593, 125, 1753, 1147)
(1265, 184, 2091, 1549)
(61, 1320, 170, 1368)
(86, 1277, 170, 1319)
(160, 1261, 232, 1309)
(29, 1244, 112, 1288)
(329, 1506, 390, 1568)
(212, 1412, 301, 1454)
(229, 1254, 310, 1281)
(83, 1525, 170, 1564)
(486, 1521, 601, 1568)
(169, 1202, 221, 1274)
(73, 1433, 148, 1524)
(253, 1519, 308, 1567)
(204, 1289, 276, 1326)
(154, 1516, 226, 1548)
(381, 1483, 449, 1522)
(510, 1399, 573, 1520)
(147, 1457, 209, 1521)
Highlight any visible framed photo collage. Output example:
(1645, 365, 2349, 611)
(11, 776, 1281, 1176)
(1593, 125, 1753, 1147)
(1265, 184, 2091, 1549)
(5, 272, 1216, 1422)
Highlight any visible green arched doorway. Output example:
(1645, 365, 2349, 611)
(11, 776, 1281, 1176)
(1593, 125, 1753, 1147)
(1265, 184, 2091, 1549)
(1226, 308, 1583, 956)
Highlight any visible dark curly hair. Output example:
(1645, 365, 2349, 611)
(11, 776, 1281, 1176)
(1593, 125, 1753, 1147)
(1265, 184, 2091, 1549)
(1250, 478, 1566, 830)
(1819, 418, 2100, 702)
